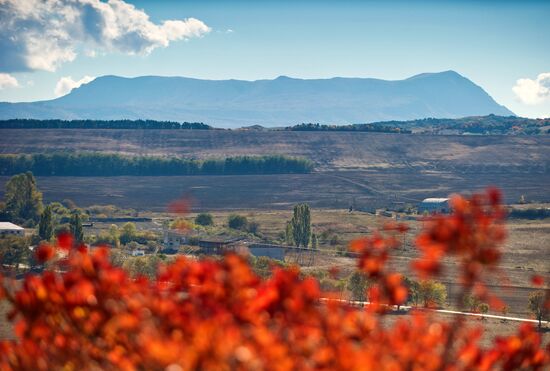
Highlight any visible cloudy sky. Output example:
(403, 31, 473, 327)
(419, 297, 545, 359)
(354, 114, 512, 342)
(0, 0, 549, 118)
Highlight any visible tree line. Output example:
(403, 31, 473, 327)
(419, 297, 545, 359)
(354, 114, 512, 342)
(285, 123, 411, 133)
(0, 153, 314, 176)
(0, 119, 211, 130)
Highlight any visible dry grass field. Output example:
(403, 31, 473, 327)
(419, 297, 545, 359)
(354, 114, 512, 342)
(0, 169, 548, 212)
(1, 129, 548, 171)
(1, 129, 548, 210)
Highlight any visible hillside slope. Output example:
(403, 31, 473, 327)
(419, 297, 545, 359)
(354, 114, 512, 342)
(0, 129, 546, 172)
(0, 71, 513, 127)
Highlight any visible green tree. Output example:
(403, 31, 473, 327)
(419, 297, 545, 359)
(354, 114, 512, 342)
(123, 255, 163, 279)
(109, 224, 120, 248)
(290, 203, 311, 247)
(120, 222, 137, 245)
(0, 236, 30, 271)
(404, 277, 421, 307)
(418, 280, 447, 308)
(284, 221, 293, 245)
(70, 212, 84, 243)
(347, 271, 369, 302)
(49, 202, 71, 224)
(528, 291, 549, 330)
(38, 204, 54, 241)
(311, 233, 318, 249)
(3, 172, 43, 225)
(195, 213, 214, 226)
(228, 214, 248, 230)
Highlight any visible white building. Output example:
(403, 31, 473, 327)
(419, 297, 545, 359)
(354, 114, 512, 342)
(163, 229, 187, 250)
(418, 198, 451, 214)
(130, 249, 145, 257)
(0, 222, 25, 237)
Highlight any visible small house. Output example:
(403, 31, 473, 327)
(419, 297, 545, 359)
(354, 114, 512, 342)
(163, 229, 187, 250)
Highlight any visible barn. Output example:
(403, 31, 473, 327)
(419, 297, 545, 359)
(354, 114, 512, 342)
(418, 198, 451, 214)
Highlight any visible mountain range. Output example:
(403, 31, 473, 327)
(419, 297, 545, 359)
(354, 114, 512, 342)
(0, 71, 513, 127)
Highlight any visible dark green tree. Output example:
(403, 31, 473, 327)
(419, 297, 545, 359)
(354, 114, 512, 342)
(228, 214, 248, 230)
(0, 236, 30, 270)
(70, 212, 84, 243)
(195, 213, 214, 226)
(290, 203, 311, 247)
(3, 172, 43, 225)
(38, 204, 54, 241)
(284, 221, 293, 245)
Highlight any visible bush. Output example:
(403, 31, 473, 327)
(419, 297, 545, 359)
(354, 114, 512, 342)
(247, 221, 260, 235)
(228, 214, 248, 230)
(195, 213, 214, 226)
(249, 256, 286, 279)
(463, 293, 483, 312)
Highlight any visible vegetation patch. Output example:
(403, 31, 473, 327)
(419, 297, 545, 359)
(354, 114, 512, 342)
(0, 153, 314, 176)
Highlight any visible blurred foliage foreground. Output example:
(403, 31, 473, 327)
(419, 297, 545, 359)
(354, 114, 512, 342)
(0, 189, 549, 370)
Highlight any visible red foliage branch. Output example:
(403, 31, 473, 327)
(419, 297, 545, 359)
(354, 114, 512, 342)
(0, 189, 548, 370)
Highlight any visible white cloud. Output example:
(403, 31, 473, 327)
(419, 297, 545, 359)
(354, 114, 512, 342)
(54, 75, 95, 97)
(513, 72, 550, 105)
(0, 73, 19, 89)
(0, 0, 210, 72)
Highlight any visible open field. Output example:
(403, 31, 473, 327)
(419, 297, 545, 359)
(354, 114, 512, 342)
(0, 129, 548, 171)
(1, 169, 547, 212)
(1, 129, 548, 210)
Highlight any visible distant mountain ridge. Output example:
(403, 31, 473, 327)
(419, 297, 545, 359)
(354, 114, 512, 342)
(0, 71, 513, 127)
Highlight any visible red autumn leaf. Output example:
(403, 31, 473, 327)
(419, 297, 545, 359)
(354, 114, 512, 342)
(35, 244, 55, 263)
(167, 196, 191, 215)
(531, 275, 544, 286)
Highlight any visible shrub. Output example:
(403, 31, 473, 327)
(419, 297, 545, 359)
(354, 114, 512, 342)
(194, 212, 214, 226)
(479, 303, 490, 319)
(247, 221, 260, 235)
(347, 271, 369, 301)
(227, 214, 247, 230)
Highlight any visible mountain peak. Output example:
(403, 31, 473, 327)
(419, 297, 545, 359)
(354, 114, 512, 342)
(407, 70, 464, 80)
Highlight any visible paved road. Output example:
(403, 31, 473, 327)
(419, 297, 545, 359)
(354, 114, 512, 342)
(323, 298, 550, 325)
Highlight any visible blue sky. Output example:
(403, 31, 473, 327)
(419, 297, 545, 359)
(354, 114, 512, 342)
(1, 0, 549, 118)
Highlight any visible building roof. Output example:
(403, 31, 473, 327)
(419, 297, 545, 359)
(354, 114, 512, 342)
(420, 198, 450, 204)
(0, 222, 24, 230)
